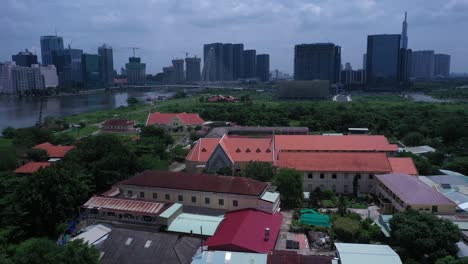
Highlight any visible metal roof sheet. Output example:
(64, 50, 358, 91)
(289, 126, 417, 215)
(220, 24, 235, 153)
(260, 192, 280, 203)
(82, 196, 166, 216)
(335, 243, 402, 264)
(167, 213, 224, 236)
(71, 224, 111, 245)
(192, 250, 268, 264)
(159, 203, 183, 219)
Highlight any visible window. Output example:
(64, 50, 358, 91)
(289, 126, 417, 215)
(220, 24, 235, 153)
(140, 192, 145, 198)
(107, 212, 116, 217)
(308, 173, 313, 179)
(356, 174, 361, 179)
(332, 174, 337, 179)
(152, 193, 158, 199)
(178, 195, 183, 202)
(432, 206, 438, 213)
(369, 174, 374, 180)
(219, 199, 224, 205)
(127, 190, 133, 196)
(320, 173, 325, 179)
(165, 194, 170, 200)
(191, 196, 196, 203)
(90, 209, 98, 215)
(205, 197, 210, 204)
(233, 200, 239, 207)
(344, 185, 349, 193)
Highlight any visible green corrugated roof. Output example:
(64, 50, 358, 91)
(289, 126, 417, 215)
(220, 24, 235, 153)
(299, 209, 331, 228)
(159, 203, 183, 218)
(167, 213, 224, 236)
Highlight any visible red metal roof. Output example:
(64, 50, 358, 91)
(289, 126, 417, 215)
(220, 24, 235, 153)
(14, 162, 50, 174)
(120, 171, 268, 196)
(82, 196, 167, 216)
(376, 173, 455, 205)
(186, 138, 220, 162)
(102, 119, 135, 127)
(275, 135, 398, 152)
(277, 152, 392, 173)
(388, 157, 419, 175)
(204, 209, 283, 253)
(33, 142, 75, 158)
(267, 251, 334, 264)
(146, 112, 205, 126)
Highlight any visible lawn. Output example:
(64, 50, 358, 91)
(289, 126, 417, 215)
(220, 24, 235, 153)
(59, 125, 100, 139)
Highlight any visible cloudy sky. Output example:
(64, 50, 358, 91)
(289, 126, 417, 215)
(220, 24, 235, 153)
(1, 0, 467, 74)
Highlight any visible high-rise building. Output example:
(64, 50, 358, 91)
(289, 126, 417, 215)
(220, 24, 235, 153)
(163, 66, 175, 84)
(366, 34, 401, 87)
(294, 43, 341, 84)
(362, 54, 367, 70)
(243, 49, 256, 79)
(172, 59, 185, 83)
(52, 48, 84, 88)
(185, 57, 201, 82)
(256, 54, 270, 82)
(203, 43, 223, 81)
(434, 54, 451, 77)
(12, 49, 38, 67)
(232, 44, 244, 80)
(82, 54, 100, 89)
(40, 35, 64, 66)
(411, 50, 435, 79)
(11, 66, 44, 95)
(98, 44, 114, 87)
(222, 43, 233, 80)
(0, 62, 16, 94)
(401, 12, 408, 49)
(34, 64, 58, 88)
(125, 57, 146, 85)
(399, 48, 412, 83)
(344, 62, 352, 71)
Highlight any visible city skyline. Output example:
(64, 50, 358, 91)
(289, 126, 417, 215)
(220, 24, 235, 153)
(1, 0, 467, 74)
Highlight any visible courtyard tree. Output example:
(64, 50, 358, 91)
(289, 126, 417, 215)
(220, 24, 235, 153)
(273, 168, 303, 208)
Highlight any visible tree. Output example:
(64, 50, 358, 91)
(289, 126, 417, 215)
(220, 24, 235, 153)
(333, 217, 360, 242)
(11, 127, 52, 148)
(273, 168, 303, 208)
(402, 132, 425, 147)
(73, 134, 139, 193)
(26, 149, 48, 162)
(242, 161, 275, 182)
(397, 152, 439, 175)
(51, 133, 75, 145)
(126, 97, 139, 106)
(174, 91, 186, 99)
(352, 175, 359, 197)
(337, 194, 347, 216)
(14, 164, 90, 237)
(435, 256, 468, 264)
(140, 126, 174, 145)
(1, 127, 16, 139)
(56, 240, 100, 264)
(390, 210, 461, 262)
(444, 157, 468, 176)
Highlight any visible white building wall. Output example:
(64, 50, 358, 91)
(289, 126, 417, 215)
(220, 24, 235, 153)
(35, 64, 58, 88)
(302, 171, 379, 194)
(0, 62, 16, 94)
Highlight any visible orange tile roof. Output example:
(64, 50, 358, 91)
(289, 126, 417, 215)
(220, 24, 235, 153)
(277, 152, 392, 172)
(186, 138, 220, 162)
(33, 142, 75, 158)
(14, 162, 50, 174)
(388, 157, 419, 175)
(146, 112, 205, 126)
(275, 135, 398, 152)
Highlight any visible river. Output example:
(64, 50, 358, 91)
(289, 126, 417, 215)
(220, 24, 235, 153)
(0, 89, 175, 132)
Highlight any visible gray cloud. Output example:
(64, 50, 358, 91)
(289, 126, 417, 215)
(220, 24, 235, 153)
(1, 0, 467, 73)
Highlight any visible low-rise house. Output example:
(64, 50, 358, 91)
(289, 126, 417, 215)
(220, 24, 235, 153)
(146, 112, 205, 130)
(419, 173, 468, 211)
(334, 243, 402, 264)
(192, 250, 268, 264)
(14, 162, 50, 175)
(33, 142, 75, 159)
(102, 119, 136, 132)
(205, 126, 309, 138)
(204, 209, 283, 253)
(267, 251, 334, 264)
(117, 171, 281, 214)
(376, 173, 457, 215)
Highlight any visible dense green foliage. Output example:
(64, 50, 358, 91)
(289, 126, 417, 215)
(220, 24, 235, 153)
(435, 256, 468, 264)
(0, 139, 16, 171)
(242, 161, 276, 182)
(332, 214, 384, 243)
(390, 210, 461, 262)
(26, 149, 48, 162)
(273, 168, 303, 208)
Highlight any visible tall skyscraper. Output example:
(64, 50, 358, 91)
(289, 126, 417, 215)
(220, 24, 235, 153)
(294, 43, 341, 84)
(362, 54, 367, 70)
(203, 43, 223, 81)
(52, 48, 84, 88)
(243, 49, 256, 79)
(98, 44, 114, 87)
(411, 50, 435, 79)
(0, 62, 16, 94)
(232, 44, 244, 80)
(172, 59, 185, 83)
(12, 49, 38, 67)
(401, 12, 408, 49)
(434, 54, 451, 77)
(256, 54, 270, 82)
(82, 54, 100, 88)
(40, 36, 64, 66)
(163, 66, 175, 84)
(366, 34, 401, 87)
(222, 43, 234, 80)
(125, 57, 146, 85)
(344, 62, 352, 71)
(185, 56, 201, 82)
(11, 66, 44, 95)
